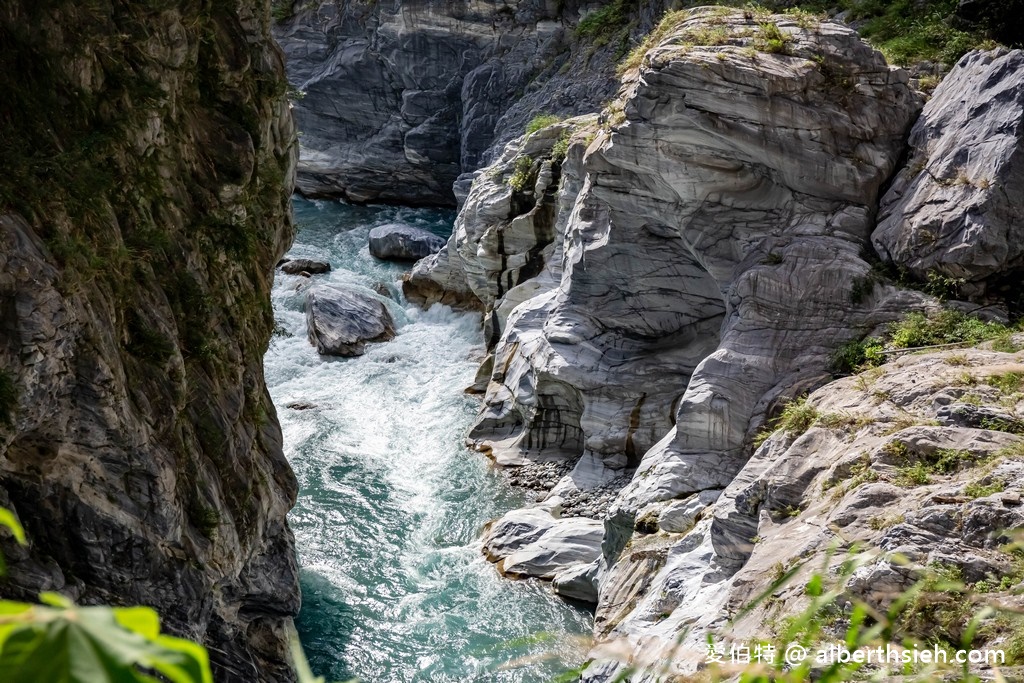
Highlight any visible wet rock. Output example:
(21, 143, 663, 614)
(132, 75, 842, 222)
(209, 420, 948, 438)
(281, 258, 331, 275)
(368, 224, 445, 262)
(305, 285, 396, 356)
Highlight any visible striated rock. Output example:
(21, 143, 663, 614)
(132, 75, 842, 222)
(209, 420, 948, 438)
(552, 560, 599, 604)
(0, 2, 300, 680)
(657, 490, 720, 534)
(272, 0, 672, 205)
(417, 9, 923, 501)
(405, 116, 592, 328)
(481, 506, 557, 562)
(873, 49, 1024, 300)
(500, 518, 604, 580)
(483, 504, 603, 580)
(281, 257, 331, 275)
(368, 223, 445, 261)
(585, 347, 1024, 680)
(305, 285, 396, 356)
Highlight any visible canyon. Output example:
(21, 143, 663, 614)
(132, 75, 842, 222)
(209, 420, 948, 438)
(278, 0, 1024, 679)
(1, 0, 1022, 681)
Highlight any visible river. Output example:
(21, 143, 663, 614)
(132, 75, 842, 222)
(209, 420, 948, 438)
(264, 197, 592, 683)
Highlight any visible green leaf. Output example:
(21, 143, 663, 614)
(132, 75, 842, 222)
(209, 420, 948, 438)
(0, 508, 26, 545)
(149, 634, 212, 683)
(112, 608, 160, 641)
(0, 600, 212, 683)
(39, 593, 73, 608)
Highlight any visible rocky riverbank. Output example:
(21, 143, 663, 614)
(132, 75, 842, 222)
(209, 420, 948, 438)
(395, 6, 1024, 680)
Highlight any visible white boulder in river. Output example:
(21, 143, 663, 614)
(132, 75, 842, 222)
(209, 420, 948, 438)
(368, 223, 446, 262)
(482, 504, 603, 581)
(305, 285, 396, 357)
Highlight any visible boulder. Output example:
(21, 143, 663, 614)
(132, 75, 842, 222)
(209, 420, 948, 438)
(305, 285, 396, 356)
(500, 517, 604, 580)
(481, 507, 556, 562)
(368, 224, 445, 262)
(281, 258, 331, 275)
(873, 49, 1024, 297)
(552, 561, 600, 604)
(482, 504, 603, 580)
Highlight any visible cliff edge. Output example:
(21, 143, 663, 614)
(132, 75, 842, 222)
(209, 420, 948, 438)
(0, 2, 300, 680)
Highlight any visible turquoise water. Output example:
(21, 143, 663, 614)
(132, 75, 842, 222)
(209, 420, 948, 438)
(265, 198, 592, 683)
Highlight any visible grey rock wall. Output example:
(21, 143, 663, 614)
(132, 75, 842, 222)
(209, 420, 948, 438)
(273, 0, 669, 205)
(402, 9, 1024, 681)
(0, 2, 300, 680)
(873, 48, 1024, 305)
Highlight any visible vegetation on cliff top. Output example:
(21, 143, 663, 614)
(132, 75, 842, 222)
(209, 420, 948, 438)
(580, 0, 1005, 67)
(831, 309, 1024, 376)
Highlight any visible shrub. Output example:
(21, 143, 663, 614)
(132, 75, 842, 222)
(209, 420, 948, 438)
(525, 114, 562, 135)
(507, 155, 535, 192)
(888, 310, 1015, 349)
(551, 130, 572, 163)
(849, 274, 876, 304)
(616, 8, 689, 74)
(576, 0, 631, 39)
(924, 270, 966, 301)
(829, 337, 884, 376)
(755, 21, 791, 54)
(271, 1, 294, 23)
(992, 334, 1022, 353)
(894, 462, 932, 486)
(777, 397, 819, 436)
(988, 371, 1024, 396)
(965, 478, 1005, 498)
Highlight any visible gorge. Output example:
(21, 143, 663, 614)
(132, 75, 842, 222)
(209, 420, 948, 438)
(2, 0, 1024, 682)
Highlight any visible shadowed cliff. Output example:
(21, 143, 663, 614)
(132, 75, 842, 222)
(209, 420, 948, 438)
(0, 2, 300, 680)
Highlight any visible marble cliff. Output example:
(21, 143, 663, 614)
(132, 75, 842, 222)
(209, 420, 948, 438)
(0, 2, 299, 681)
(397, 6, 1024, 679)
(273, 0, 674, 205)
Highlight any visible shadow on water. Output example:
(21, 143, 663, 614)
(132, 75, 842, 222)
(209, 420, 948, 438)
(298, 571, 359, 682)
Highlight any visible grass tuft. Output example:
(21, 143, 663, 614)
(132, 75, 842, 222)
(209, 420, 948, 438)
(525, 114, 562, 135)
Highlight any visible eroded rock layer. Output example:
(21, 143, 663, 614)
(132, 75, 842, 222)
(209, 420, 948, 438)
(272, 0, 671, 205)
(417, 7, 924, 498)
(401, 9, 1024, 681)
(0, 2, 299, 681)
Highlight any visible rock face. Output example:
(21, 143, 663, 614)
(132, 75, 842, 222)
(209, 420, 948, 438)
(272, 0, 671, 205)
(0, 2, 299, 681)
(401, 8, 1024, 681)
(873, 48, 1024, 302)
(305, 285, 397, 356)
(586, 344, 1024, 679)
(418, 8, 923, 489)
(368, 224, 445, 261)
(404, 116, 591, 322)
